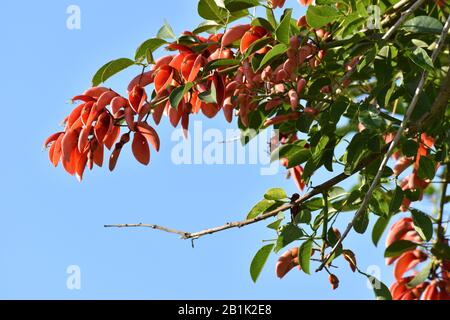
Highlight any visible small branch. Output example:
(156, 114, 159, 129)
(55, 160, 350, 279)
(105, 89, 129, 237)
(104, 223, 189, 238)
(408, 57, 450, 134)
(316, 12, 450, 273)
(437, 165, 450, 242)
(381, 0, 427, 41)
(105, 145, 389, 240)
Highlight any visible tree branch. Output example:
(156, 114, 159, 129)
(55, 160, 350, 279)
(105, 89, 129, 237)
(105, 145, 389, 240)
(316, 12, 450, 272)
(408, 56, 450, 135)
(437, 165, 450, 242)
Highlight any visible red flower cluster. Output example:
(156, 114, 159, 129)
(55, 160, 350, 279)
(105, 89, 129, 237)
(46, 13, 324, 182)
(387, 218, 450, 300)
(44, 86, 160, 180)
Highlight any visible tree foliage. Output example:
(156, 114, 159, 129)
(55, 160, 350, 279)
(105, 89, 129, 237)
(45, 0, 450, 300)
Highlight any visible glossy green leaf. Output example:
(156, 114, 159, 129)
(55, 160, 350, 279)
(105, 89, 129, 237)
(92, 58, 135, 86)
(299, 239, 313, 274)
(135, 38, 167, 62)
(384, 240, 417, 258)
(264, 188, 287, 201)
(247, 199, 276, 219)
(306, 5, 341, 29)
(257, 43, 288, 71)
(250, 244, 274, 283)
(411, 209, 433, 241)
(275, 9, 292, 45)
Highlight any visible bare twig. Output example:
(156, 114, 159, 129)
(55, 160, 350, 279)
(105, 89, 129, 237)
(105, 145, 389, 240)
(316, 12, 450, 272)
(104, 223, 189, 238)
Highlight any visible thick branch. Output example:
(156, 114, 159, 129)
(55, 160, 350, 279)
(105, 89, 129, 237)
(316, 12, 450, 272)
(105, 145, 389, 240)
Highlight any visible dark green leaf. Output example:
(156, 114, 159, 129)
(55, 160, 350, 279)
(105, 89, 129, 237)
(372, 216, 390, 247)
(431, 242, 450, 260)
(389, 186, 404, 214)
(406, 47, 434, 72)
(411, 209, 433, 241)
(385, 240, 417, 258)
(417, 156, 436, 180)
(354, 210, 369, 234)
(169, 83, 193, 109)
(402, 16, 443, 34)
(366, 275, 392, 300)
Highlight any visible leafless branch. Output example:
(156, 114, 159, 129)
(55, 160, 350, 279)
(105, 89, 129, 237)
(105, 145, 389, 240)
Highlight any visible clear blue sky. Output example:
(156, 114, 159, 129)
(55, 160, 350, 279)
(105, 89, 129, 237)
(0, 0, 420, 299)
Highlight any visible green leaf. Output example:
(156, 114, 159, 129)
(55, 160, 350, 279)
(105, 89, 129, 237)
(92, 58, 135, 86)
(198, 82, 217, 104)
(408, 262, 432, 288)
(275, 9, 292, 45)
(306, 5, 341, 29)
(402, 16, 443, 34)
(411, 209, 433, 241)
(198, 0, 229, 23)
(92, 61, 114, 87)
(169, 83, 193, 109)
(250, 244, 274, 283)
(366, 275, 392, 300)
(389, 186, 404, 214)
(402, 139, 419, 157)
(224, 0, 259, 12)
(267, 219, 283, 230)
(384, 240, 417, 258)
(157, 20, 177, 40)
(204, 59, 240, 72)
(247, 199, 276, 219)
(275, 224, 303, 252)
(252, 17, 275, 32)
(299, 239, 313, 274)
(271, 144, 311, 168)
(193, 20, 222, 34)
(354, 210, 369, 234)
(431, 242, 450, 260)
(135, 38, 167, 62)
(372, 216, 390, 247)
(242, 38, 272, 61)
(417, 156, 436, 180)
(406, 47, 434, 72)
(264, 188, 287, 201)
(257, 43, 288, 71)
